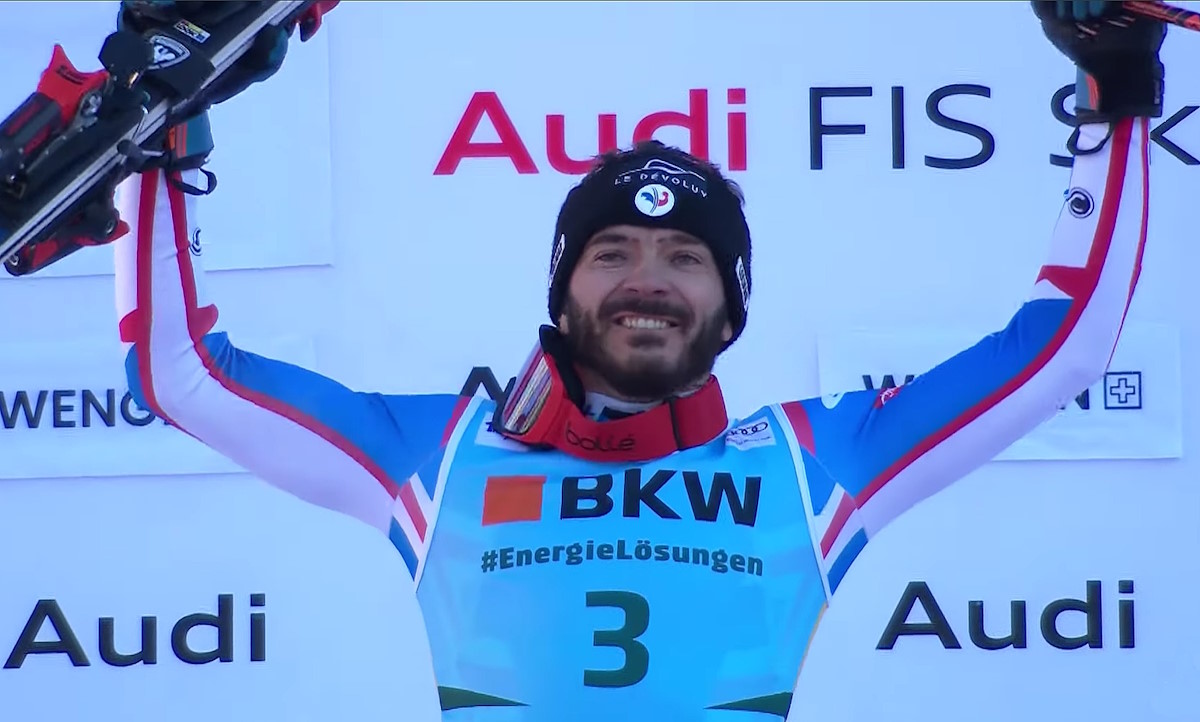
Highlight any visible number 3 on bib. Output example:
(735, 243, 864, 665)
(584, 591, 650, 688)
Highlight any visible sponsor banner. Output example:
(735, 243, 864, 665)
(0, 336, 317, 479)
(790, 462, 1198, 721)
(0, 474, 442, 721)
(816, 322, 1183, 461)
(0, 1, 334, 278)
(0, 470, 1195, 722)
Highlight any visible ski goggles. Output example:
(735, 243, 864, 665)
(491, 326, 731, 462)
(495, 342, 558, 439)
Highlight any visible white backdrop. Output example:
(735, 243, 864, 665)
(1, 2, 1198, 721)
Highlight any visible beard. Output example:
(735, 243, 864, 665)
(562, 294, 728, 402)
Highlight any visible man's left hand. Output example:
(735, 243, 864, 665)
(1050, 0, 1117, 21)
(1033, 0, 1167, 122)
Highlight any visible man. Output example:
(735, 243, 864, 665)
(81, 0, 1163, 719)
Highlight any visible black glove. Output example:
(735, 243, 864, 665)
(1032, 0, 1167, 123)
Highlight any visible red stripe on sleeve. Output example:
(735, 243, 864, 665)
(781, 401, 815, 455)
(441, 395, 472, 446)
(132, 171, 171, 424)
(399, 482, 428, 541)
(161, 174, 404, 500)
(819, 493, 856, 557)
(854, 118, 1135, 509)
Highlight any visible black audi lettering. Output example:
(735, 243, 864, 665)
(4, 594, 267, 669)
(4, 599, 90, 668)
(878, 580, 1134, 651)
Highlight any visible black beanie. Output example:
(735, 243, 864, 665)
(546, 141, 752, 346)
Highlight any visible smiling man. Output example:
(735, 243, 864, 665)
(552, 153, 747, 409)
(33, 0, 1167, 718)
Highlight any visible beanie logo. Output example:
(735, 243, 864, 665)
(634, 184, 675, 217)
(548, 233, 565, 289)
(615, 159, 708, 199)
(735, 256, 750, 311)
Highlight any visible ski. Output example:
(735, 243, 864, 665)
(0, 1, 321, 277)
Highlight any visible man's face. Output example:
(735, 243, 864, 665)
(560, 225, 733, 402)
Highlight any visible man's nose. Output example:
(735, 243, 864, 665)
(619, 258, 672, 297)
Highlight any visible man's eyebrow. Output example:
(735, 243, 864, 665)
(587, 232, 704, 246)
(588, 232, 630, 246)
(662, 233, 704, 246)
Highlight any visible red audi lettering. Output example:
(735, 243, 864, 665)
(433, 91, 539, 175)
(434, 88, 748, 176)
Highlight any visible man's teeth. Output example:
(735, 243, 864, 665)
(621, 316, 671, 330)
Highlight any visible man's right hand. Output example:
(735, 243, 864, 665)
(9, 110, 215, 273)
(12, 0, 337, 272)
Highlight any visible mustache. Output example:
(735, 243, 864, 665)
(599, 297, 693, 326)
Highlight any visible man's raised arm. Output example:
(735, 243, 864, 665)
(778, 2, 1164, 597)
(114, 116, 467, 537)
